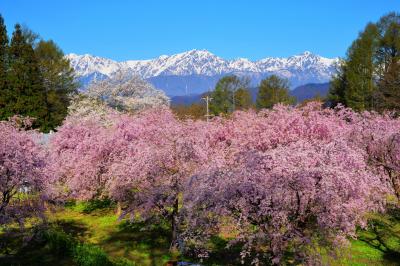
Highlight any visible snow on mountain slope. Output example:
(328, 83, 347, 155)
(66, 53, 121, 76)
(66, 50, 338, 95)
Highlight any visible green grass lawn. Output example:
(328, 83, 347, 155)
(1, 201, 400, 266)
(50, 201, 174, 266)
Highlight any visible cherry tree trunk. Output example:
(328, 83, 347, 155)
(116, 201, 122, 216)
(170, 197, 179, 251)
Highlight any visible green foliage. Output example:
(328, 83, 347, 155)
(329, 12, 400, 112)
(329, 23, 379, 111)
(42, 226, 131, 266)
(0, 14, 77, 132)
(113, 257, 136, 266)
(359, 209, 400, 255)
(83, 199, 114, 214)
(256, 75, 295, 109)
(234, 87, 252, 110)
(35, 40, 78, 130)
(328, 60, 347, 107)
(43, 227, 75, 257)
(374, 13, 400, 111)
(0, 14, 8, 91)
(210, 75, 251, 115)
(73, 243, 113, 266)
(3, 205, 400, 265)
(51, 206, 172, 265)
(65, 199, 115, 214)
(3, 23, 48, 129)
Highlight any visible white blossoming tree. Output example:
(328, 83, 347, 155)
(67, 94, 115, 123)
(87, 71, 170, 113)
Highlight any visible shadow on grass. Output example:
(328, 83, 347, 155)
(65, 198, 115, 214)
(357, 207, 400, 265)
(54, 219, 90, 239)
(187, 236, 255, 266)
(100, 219, 171, 266)
(0, 219, 91, 266)
(102, 219, 268, 266)
(0, 228, 77, 266)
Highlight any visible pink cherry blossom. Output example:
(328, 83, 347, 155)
(46, 102, 400, 264)
(0, 121, 46, 226)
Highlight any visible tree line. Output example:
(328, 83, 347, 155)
(0, 14, 77, 132)
(328, 12, 400, 112)
(210, 74, 295, 114)
(172, 74, 295, 119)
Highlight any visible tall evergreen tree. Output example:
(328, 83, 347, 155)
(0, 18, 77, 131)
(344, 24, 379, 111)
(328, 59, 347, 107)
(329, 12, 400, 112)
(376, 60, 400, 110)
(329, 24, 379, 111)
(0, 15, 8, 113)
(374, 13, 400, 110)
(256, 75, 295, 109)
(6, 24, 47, 129)
(34, 40, 77, 130)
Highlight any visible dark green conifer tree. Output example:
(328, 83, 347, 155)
(328, 59, 347, 107)
(0, 16, 77, 131)
(6, 24, 47, 129)
(35, 40, 77, 130)
(332, 23, 379, 111)
(329, 12, 400, 112)
(0, 15, 9, 114)
(374, 13, 400, 111)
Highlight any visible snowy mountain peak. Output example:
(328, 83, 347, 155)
(185, 49, 214, 55)
(66, 50, 339, 95)
(158, 55, 169, 60)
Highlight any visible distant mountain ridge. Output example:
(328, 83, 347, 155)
(66, 50, 338, 96)
(290, 82, 330, 103)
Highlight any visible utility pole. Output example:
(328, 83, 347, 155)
(202, 95, 213, 123)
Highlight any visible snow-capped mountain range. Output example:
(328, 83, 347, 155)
(66, 50, 338, 96)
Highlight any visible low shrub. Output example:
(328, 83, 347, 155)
(73, 243, 113, 266)
(82, 198, 115, 214)
(40, 226, 134, 266)
(42, 227, 75, 257)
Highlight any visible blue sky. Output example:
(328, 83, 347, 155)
(0, 0, 398, 61)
